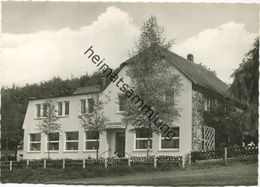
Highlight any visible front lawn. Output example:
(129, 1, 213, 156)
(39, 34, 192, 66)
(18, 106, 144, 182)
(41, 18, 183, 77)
(51, 159, 258, 186)
(1, 159, 257, 185)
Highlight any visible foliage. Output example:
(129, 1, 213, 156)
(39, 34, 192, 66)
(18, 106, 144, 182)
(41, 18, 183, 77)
(123, 16, 182, 155)
(135, 16, 173, 53)
(204, 104, 244, 148)
(1, 87, 25, 160)
(79, 97, 108, 158)
(229, 38, 259, 136)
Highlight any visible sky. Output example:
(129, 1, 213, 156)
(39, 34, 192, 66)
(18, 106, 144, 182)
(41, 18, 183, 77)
(2, 2, 259, 87)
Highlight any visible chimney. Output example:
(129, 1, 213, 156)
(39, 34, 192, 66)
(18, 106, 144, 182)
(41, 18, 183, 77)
(99, 77, 106, 90)
(187, 54, 194, 62)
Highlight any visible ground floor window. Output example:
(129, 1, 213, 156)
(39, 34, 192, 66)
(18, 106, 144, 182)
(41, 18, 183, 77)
(85, 131, 99, 150)
(160, 127, 179, 149)
(65, 131, 79, 150)
(135, 128, 152, 150)
(29, 133, 41, 151)
(47, 132, 59, 151)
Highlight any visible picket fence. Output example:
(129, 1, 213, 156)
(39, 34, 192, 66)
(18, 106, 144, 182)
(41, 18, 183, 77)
(191, 146, 258, 162)
(0, 155, 188, 171)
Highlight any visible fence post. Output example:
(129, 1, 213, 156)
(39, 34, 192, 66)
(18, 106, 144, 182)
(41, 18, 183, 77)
(182, 155, 185, 168)
(105, 158, 108, 168)
(153, 156, 157, 168)
(224, 147, 227, 165)
(188, 153, 192, 166)
(26, 160, 30, 168)
(43, 159, 46, 168)
(9, 161, 13, 171)
(128, 157, 131, 166)
(83, 159, 85, 169)
(63, 159, 65, 168)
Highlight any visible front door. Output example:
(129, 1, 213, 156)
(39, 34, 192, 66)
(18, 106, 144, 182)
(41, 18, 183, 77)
(115, 131, 125, 157)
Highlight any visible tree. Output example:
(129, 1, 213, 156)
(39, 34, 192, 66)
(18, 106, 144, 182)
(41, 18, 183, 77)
(123, 16, 182, 156)
(37, 99, 61, 159)
(1, 87, 24, 160)
(79, 97, 108, 158)
(229, 38, 259, 137)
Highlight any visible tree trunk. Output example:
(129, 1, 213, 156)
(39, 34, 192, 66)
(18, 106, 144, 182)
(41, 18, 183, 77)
(96, 138, 99, 159)
(47, 134, 50, 159)
(5, 127, 9, 161)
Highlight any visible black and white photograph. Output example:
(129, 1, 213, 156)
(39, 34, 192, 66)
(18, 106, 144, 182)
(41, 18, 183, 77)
(1, 0, 259, 186)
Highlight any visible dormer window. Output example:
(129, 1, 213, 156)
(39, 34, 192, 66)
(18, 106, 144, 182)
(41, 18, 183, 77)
(119, 94, 127, 111)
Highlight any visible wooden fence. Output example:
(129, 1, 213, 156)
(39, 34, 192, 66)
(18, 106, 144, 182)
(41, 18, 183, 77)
(0, 156, 186, 171)
(191, 146, 258, 162)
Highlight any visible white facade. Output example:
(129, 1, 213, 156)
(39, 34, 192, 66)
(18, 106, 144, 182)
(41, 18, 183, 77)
(22, 65, 193, 159)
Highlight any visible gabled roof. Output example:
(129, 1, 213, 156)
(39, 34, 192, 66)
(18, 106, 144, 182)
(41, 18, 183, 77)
(162, 48, 229, 97)
(117, 46, 230, 98)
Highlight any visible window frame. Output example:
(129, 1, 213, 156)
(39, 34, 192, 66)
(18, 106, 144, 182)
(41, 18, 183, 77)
(80, 99, 87, 114)
(29, 133, 41, 152)
(64, 131, 79, 151)
(64, 101, 70, 116)
(159, 127, 180, 151)
(46, 132, 60, 152)
(57, 102, 63, 116)
(118, 94, 127, 112)
(84, 131, 99, 151)
(134, 129, 153, 151)
(87, 98, 95, 113)
(42, 103, 48, 117)
(36, 104, 41, 118)
(164, 90, 175, 103)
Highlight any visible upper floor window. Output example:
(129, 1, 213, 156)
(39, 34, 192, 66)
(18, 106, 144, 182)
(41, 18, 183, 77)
(80, 99, 86, 114)
(204, 96, 211, 111)
(119, 94, 127, 111)
(85, 131, 99, 150)
(160, 127, 179, 150)
(135, 128, 152, 150)
(57, 102, 63, 116)
(65, 131, 79, 151)
(43, 103, 48, 117)
(88, 98, 95, 113)
(29, 133, 41, 151)
(164, 90, 174, 103)
(64, 101, 70, 115)
(47, 132, 59, 151)
(36, 104, 41, 117)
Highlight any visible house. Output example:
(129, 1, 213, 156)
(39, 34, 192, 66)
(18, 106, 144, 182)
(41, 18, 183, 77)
(22, 47, 230, 160)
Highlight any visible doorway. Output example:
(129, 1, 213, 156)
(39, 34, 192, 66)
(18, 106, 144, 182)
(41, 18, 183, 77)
(115, 131, 125, 157)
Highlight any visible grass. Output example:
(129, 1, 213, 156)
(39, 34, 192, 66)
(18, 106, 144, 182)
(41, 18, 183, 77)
(1, 158, 258, 185)
(51, 159, 258, 186)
